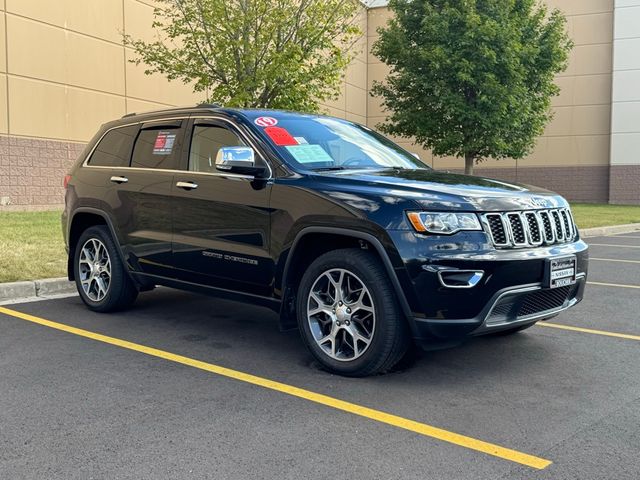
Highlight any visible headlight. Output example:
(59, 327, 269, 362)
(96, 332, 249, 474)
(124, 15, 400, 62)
(406, 211, 481, 235)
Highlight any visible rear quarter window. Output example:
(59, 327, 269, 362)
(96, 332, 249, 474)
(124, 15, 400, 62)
(87, 125, 139, 167)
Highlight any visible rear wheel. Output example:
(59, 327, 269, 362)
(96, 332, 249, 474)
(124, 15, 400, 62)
(296, 248, 409, 377)
(74, 225, 138, 312)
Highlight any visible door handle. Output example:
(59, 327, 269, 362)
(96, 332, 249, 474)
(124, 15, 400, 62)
(176, 181, 198, 190)
(110, 176, 128, 184)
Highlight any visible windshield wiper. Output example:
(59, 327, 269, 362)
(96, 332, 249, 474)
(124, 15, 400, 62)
(311, 166, 348, 171)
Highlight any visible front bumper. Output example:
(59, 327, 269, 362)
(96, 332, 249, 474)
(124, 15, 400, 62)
(412, 273, 586, 343)
(386, 230, 589, 344)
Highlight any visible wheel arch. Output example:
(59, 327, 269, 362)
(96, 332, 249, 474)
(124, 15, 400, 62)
(67, 208, 126, 282)
(278, 227, 414, 331)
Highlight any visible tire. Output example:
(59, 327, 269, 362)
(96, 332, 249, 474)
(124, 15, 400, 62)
(296, 248, 409, 377)
(73, 225, 138, 312)
(487, 321, 537, 336)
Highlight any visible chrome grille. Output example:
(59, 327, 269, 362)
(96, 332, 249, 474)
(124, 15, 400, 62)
(481, 208, 577, 248)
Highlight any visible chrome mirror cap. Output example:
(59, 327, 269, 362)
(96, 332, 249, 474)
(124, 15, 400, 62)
(215, 146, 255, 171)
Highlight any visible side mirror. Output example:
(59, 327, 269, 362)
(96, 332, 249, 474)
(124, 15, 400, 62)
(215, 146, 266, 177)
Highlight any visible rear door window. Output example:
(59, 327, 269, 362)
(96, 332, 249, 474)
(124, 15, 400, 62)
(131, 122, 184, 170)
(88, 125, 139, 167)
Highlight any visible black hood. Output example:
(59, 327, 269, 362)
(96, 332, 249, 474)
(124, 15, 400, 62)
(311, 168, 568, 212)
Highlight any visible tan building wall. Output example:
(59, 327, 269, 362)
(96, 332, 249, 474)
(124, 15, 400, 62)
(0, 0, 205, 210)
(0, 0, 632, 209)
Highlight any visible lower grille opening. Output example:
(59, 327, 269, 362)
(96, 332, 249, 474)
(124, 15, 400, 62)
(487, 285, 576, 325)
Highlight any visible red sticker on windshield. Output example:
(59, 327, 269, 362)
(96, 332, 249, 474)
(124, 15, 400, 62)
(254, 116, 278, 127)
(264, 126, 298, 146)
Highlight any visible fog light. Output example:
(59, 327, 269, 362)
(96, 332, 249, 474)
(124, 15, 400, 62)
(437, 270, 484, 289)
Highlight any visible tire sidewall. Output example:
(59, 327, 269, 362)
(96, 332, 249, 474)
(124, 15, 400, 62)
(297, 250, 400, 375)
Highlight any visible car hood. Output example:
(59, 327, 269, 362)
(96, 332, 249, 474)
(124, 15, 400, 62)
(311, 168, 568, 212)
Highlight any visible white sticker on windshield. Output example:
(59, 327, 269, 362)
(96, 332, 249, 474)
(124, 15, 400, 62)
(293, 136, 308, 144)
(285, 144, 333, 164)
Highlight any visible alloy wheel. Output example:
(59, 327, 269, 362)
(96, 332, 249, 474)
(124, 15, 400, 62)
(78, 238, 111, 302)
(306, 268, 376, 361)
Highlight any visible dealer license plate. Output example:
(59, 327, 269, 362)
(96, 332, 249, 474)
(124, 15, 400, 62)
(545, 255, 577, 289)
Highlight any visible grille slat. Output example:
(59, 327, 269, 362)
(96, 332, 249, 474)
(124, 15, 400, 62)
(507, 213, 526, 245)
(483, 208, 576, 249)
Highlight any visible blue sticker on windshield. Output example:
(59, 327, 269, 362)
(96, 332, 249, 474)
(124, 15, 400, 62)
(285, 144, 333, 164)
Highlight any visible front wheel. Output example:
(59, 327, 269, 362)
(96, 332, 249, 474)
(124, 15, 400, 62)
(296, 248, 409, 377)
(74, 225, 138, 312)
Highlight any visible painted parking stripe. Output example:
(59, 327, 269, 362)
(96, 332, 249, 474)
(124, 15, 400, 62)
(588, 244, 640, 249)
(0, 306, 551, 470)
(540, 322, 640, 342)
(590, 258, 640, 265)
(587, 281, 640, 289)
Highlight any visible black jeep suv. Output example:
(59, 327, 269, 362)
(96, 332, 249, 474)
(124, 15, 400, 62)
(63, 105, 588, 376)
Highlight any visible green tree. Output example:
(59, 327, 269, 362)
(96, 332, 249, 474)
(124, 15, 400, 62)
(371, 0, 572, 175)
(125, 0, 361, 112)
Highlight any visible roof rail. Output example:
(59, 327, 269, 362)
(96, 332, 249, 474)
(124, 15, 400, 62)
(121, 103, 222, 119)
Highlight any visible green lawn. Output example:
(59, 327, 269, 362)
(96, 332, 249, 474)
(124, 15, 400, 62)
(570, 203, 640, 229)
(0, 210, 67, 283)
(1, 203, 640, 283)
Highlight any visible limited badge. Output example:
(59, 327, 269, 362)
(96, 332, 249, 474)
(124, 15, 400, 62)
(254, 116, 278, 127)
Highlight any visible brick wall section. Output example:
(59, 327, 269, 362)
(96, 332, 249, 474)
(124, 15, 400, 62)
(609, 165, 640, 205)
(446, 165, 611, 204)
(0, 136, 86, 211)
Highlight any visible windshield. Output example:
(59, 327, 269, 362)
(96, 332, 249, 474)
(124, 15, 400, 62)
(246, 113, 427, 171)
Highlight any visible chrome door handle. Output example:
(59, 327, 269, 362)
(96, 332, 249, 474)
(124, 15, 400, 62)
(110, 176, 128, 184)
(176, 181, 198, 190)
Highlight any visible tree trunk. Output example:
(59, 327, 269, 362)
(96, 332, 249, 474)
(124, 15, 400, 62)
(464, 153, 475, 175)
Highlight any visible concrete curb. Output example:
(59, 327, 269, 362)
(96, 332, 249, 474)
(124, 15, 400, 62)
(580, 223, 640, 238)
(0, 277, 75, 303)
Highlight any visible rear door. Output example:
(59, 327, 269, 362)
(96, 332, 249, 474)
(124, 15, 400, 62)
(171, 116, 274, 296)
(109, 119, 186, 277)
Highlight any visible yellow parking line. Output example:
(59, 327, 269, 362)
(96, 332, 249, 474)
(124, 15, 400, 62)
(588, 244, 640, 249)
(0, 306, 551, 470)
(590, 258, 640, 264)
(587, 281, 640, 289)
(540, 322, 640, 341)
(609, 235, 640, 239)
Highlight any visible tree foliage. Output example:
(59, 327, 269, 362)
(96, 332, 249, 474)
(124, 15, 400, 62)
(372, 0, 572, 174)
(125, 0, 361, 112)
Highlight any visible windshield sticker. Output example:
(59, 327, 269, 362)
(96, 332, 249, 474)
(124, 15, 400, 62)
(293, 136, 308, 144)
(285, 144, 334, 164)
(254, 116, 278, 127)
(264, 126, 298, 146)
(153, 131, 176, 155)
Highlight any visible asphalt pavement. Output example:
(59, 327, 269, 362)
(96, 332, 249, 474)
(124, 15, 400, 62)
(1, 233, 639, 479)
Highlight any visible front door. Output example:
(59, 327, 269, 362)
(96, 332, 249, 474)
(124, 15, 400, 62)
(171, 117, 273, 296)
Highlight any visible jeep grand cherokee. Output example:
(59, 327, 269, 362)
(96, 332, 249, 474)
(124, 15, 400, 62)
(62, 105, 588, 376)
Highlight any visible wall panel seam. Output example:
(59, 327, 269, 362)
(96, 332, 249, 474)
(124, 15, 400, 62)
(5, 12, 124, 49)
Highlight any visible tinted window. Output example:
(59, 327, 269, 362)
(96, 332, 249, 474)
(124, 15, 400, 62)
(88, 125, 138, 167)
(189, 125, 245, 172)
(131, 128, 182, 170)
